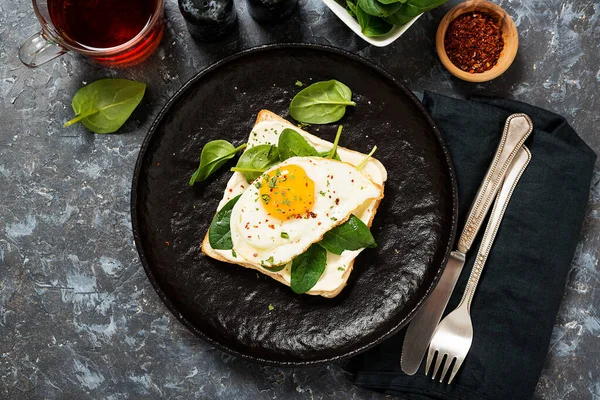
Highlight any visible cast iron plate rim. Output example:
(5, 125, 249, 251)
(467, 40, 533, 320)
(131, 43, 458, 367)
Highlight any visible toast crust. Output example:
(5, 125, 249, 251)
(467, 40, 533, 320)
(201, 110, 385, 298)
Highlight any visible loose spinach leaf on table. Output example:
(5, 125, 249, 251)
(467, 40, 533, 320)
(189, 140, 247, 185)
(289, 80, 356, 124)
(290, 243, 327, 294)
(278, 129, 320, 161)
(319, 214, 377, 255)
(208, 195, 241, 250)
(233, 144, 280, 181)
(64, 79, 146, 134)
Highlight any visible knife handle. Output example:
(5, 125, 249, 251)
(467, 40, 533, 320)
(460, 146, 531, 311)
(457, 113, 533, 254)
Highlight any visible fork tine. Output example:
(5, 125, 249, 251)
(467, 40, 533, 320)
(447, 356, 465, 384)
(431, 352, 445, 380)
(439, 356, 454, 383)
(425, 347, 436, 376)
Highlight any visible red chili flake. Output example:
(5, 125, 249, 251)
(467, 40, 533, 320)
(229, 189, 233, 192)
(444, 12, 504, 74)
(248, 236, 252, 239)
(156, 162, 161, 166)
(268, 224, 275, 229)
(253, 253, 258, 257)
(245, 222, 250, 229)
(305, 183, 308, 187)
(310, 212, 317, 218)
(318, 222, 321, 226)
(335, 198, 340, 205)
(351, 179, 354, 183)
(165, 241, 170, 246)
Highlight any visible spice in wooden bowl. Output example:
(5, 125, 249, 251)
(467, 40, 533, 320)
(445, 12, 504, 74)
(435, 0, 518, 83)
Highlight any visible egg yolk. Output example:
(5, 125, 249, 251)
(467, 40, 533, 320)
(258, 165, 315, 220)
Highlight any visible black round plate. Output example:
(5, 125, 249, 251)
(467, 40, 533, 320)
(131, 44, 457, 366)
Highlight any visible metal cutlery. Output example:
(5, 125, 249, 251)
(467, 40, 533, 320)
(401, 113, 534, 375)
(426, 146, 532, 384)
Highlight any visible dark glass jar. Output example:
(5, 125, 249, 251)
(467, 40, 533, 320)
(179, 0, 237, 41)
(247, 0, 297, 23)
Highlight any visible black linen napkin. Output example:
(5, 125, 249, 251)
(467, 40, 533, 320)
(346, 92, 597, 400)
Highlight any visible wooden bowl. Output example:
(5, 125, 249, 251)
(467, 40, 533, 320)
(436, 0, 518, 82)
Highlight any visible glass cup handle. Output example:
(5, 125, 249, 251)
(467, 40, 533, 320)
(19, 31, 66, 68)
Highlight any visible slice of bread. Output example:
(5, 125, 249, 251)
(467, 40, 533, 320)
(201, 110, 386, 298)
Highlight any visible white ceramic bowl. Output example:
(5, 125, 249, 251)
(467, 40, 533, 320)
(321, 0, 422, 47)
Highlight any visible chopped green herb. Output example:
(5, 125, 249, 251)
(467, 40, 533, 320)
(268, 304, 275, 311)
(281, 232, 289, 239)
(295, 80, 304, 87)
(261, 194, 271, 204)
(231, 249, 237, 258)
(338, 267, 345, 271)
(331, 217, 338, 221)
(319, 190, 326, 196)
(268, 175, 278, 188)
(255, 181, 262, 189)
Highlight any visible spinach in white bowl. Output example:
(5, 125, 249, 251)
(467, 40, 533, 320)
(321, 0, 447, 46)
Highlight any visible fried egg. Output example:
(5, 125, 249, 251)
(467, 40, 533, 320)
(229, 156, 383, 267)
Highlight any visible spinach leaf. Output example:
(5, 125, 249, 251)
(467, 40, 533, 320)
(357, 0, 403, 17)
(316, 125, 343, 160)
(377, 0, 406, 5)
(290, 244, 327, 294)
(319, 215, 376, 255)
(64, 79, 146, 134)
(384, 0, 447, 25)
(189, 140, 247, 185)
(289, 80, 356, 124)
(234, 144, 279, 181)
(318, 150, 342, 161)
(278, 128, 320, 161)
(208, 195, 241, 250)
(354, 5, 394, 37)
(346, 0, 358, 17)
(327, 125, 343, 159)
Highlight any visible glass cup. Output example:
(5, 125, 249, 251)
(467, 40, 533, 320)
(19, 0, 165, 68)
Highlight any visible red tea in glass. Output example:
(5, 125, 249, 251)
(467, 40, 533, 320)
(19, 0, 164, 68)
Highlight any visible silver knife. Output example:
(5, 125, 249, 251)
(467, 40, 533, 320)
(400, 113, 534, 375)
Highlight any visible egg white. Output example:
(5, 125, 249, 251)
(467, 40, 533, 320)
(229, 157, 383, 267)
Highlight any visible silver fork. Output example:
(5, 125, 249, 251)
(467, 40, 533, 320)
(426, 146, 532, 384)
